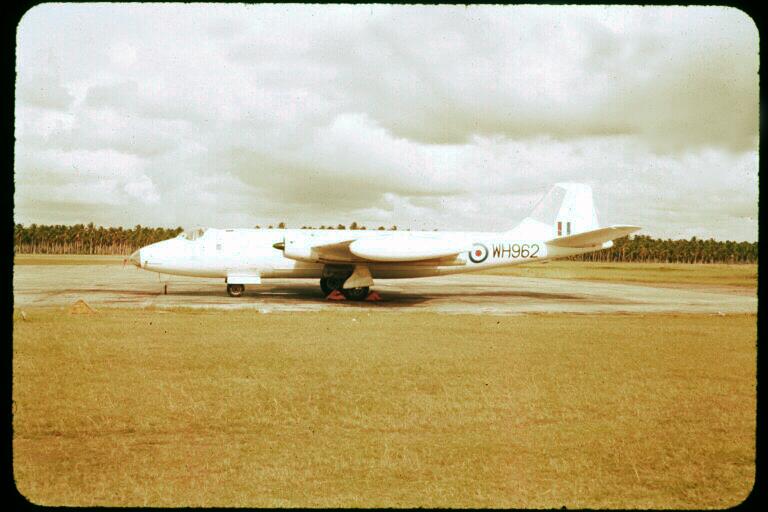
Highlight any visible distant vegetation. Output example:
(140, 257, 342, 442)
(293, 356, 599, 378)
(257, 222, 397, 231)
(14, 223, 184, 256)
(569, 235, 757, 264)
(13, 223, 757, 263)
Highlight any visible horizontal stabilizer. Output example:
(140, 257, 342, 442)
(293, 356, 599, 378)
(546, 225, 641, 248)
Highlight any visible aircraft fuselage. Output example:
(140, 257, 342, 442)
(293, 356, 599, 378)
(131, 227, 594, 280)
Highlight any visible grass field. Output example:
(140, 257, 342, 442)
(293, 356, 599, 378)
(14, 254, 125, 265)
(480, 261, 757, 289)
(13, 308, 755, 508)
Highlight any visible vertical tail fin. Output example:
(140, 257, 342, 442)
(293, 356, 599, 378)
(508, 183, 599, 238)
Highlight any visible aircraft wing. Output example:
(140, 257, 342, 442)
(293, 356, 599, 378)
(546, 225, 641, 248)
(282, 234, 469, 264)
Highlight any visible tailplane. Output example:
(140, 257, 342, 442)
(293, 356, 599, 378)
(546, 225, 641, 248)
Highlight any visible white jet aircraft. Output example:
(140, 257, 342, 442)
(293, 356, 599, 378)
(126, 183, 640, 300)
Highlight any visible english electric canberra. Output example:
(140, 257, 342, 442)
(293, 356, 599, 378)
(126, 183, 640, 300)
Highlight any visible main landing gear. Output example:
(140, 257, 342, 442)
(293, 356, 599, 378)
(319, 276, 370, 301)
(225, 269, 375, 301)
(226, 283, 245, 297)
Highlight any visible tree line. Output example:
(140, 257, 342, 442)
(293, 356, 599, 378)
(13, 223, 757, 263)
(12, 222, 395, 255)
(258, 221, 397, 230)
(569, 234, 757, 264)
(14, 223, 184, 255)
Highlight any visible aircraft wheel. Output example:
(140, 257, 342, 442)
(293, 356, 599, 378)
(320, 276, 345, 295)
(341, 286, 369, 301)
(227, 283, 245, 297)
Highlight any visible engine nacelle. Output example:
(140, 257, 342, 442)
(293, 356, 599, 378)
(283, 235, 319, 262)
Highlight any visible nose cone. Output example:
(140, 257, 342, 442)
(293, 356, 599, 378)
(127, 249, 142, 268)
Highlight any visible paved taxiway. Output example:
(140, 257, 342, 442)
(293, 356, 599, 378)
(12, 264, 756, 315)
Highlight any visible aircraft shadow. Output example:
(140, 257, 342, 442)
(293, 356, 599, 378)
(374, 289, 635, 305)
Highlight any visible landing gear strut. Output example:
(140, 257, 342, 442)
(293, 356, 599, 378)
(320, 276, 370, 301)
(227, 283, 245, 297)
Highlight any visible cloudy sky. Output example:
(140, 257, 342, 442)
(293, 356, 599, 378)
(14, 4, 758, 240)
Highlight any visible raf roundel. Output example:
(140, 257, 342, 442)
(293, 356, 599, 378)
(469, 243, 489, 263)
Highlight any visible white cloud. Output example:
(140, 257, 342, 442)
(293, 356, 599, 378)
(16, 70, 75, 110)
(123, 175, 160, 204)
(108, 42, 137, 67)
(13, 4, 759, 241)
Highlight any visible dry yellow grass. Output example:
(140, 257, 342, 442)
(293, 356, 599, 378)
(14, 254, 125, 265)
(13, 308, 755, 508)
(480, 261, 757, 289)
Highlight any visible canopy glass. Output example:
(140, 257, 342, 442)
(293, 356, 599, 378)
(178, 227, 208, 241)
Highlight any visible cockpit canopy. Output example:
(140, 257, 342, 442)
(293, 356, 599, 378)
(177, 227, 208, 241)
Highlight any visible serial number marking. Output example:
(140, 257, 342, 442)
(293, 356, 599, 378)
(491, 243, 539, 259)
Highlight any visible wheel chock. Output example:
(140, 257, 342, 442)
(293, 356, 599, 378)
(365, 291, 382, 301)
(326, 290, 346, 300)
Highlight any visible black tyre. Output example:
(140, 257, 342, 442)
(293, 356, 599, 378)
(227, 283, 245, 297)
(341, 286, 369, 301)
(320, 276, 345, 295)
